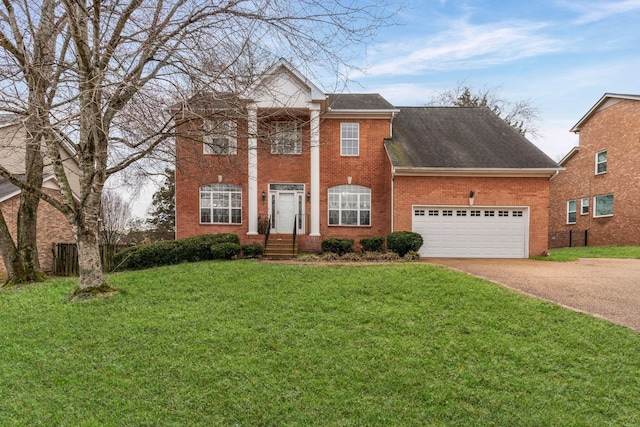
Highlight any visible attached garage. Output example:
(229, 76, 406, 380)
(412, 206, 529, 258)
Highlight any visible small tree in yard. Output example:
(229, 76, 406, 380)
(147, 169, 175, 241)
(0, 0, 395, 297)
(99, 189, 132, 247)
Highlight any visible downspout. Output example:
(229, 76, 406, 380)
(391, 170, 395, 232)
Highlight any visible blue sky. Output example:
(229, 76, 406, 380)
(343, 0, 640, 161)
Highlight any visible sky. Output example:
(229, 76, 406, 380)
(343, 0, 640, 162)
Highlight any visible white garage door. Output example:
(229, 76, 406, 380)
(412, 207, 528, 258)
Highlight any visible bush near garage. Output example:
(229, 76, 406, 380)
(386, 231, 424, 257)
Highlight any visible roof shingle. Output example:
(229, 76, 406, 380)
(385, 107, 559, 170)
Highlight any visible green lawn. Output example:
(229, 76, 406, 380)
(2, 261, 640, 426)
(535, 245, 640, 261)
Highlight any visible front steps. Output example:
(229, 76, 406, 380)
(264, 238, 298, 259)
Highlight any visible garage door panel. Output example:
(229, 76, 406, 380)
(413, 207, 527, 258)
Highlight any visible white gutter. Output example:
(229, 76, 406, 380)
(392, 167, 561, 178)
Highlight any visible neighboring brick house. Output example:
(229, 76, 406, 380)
(549, 93, 640, 247)
(0, 115, 79, 275)
(0, 174, 76, 275)
(175, 60, 560, 258)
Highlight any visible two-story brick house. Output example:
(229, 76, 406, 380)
(549, 93, 640, 246)
(175, 60, 560, 257)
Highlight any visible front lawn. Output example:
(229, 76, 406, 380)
(1, 261, 639, 426)
(535, 245, 640, 261)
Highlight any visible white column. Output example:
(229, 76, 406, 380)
(247, 104, 258, 235)
(309, 104, 321, 236)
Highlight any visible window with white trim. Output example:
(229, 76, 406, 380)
(203, 120, 237, 155)
(595, 150, 607, 174)
(594, 194, 613, 217)
(581, 198, 589, 215)
(340, 122, 359, 156)
(567, 200, 577, 224)
(200, 183, 242, 224)
(271, 121, 301, 154)
(328, 184, 370, 226)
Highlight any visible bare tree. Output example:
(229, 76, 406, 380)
(99, 189, 131, 247)
(431, 84, 541, 137)
(0, 0, 59, 286)
(0, 0, 395, 296)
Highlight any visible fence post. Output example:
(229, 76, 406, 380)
(569, 229, 573, 248)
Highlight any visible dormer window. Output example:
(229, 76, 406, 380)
(595, 150, 607, 174)
(271, 121, 301, 154)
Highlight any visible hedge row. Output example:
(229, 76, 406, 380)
(322, 232, 423, 257)
(113, 234, 263, 271)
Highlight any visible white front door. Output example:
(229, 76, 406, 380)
(269, 184, 305, 234)
(276, 192, 296, 233)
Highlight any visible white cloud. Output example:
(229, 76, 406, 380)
(565, 0, 640, 24)
(358, 19, 562, 77)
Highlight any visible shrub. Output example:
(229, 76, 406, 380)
(360, 236, 384, 253)
(340, 252, 362, 262)
(386, 231, 424, 257)
(211, 243, 242, 259)
(378, 251, 401, 261)
(320, 252, 339, 261)
(112, 233, 241, 270)
(321, 238, 354, 255)
(241, 244, 264, 258)
(403, 250, 421, 261)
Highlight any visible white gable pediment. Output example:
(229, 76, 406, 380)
(250, 60, 326, 109)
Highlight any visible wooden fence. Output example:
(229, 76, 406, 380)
(52, 243, 129, 276)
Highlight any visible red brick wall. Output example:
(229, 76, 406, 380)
(174, 114, 393, 250)
(0, 188, 75, 275)
(318, 118, 392, 246)
(549, 99, 640, 246)
(393, 175, 551, 256)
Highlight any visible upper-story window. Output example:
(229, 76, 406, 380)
(328, 184, 371, 226)
(271, 121, 301, 154)
(340, 122, 359, 156)
(203, 120, 237, 155)
(595, 150, 607, 174)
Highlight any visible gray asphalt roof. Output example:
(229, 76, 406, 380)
(385, 107, 559, 169)
(327, 93, 396, 111)
(0, 174, 54, 201)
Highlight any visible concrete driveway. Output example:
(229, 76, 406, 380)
(427, 258, 640, 333)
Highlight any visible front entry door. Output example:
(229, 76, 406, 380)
(269, 183, 305, 234)
(276, 192, 296, 233)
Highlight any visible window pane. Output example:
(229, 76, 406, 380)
(596, 151, 607, 173)
(212, 193, 228, 207)
(200, 209, 211, 223)
(231, 192, 242, 208)
(213, 209, 229, 223)
(231, 209, 242, 224)
(359, 211, 370, 226)
(595, 194, 613, 216)
(329, 210, 339, 225)
(200, 192, 211, 207)
(341, 194, 357, 209)
(329, 194, 339, 209)
(341, 210, 357, 225)
(568, 212, 576, 223)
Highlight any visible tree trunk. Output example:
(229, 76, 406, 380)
(69, 201, 116, 298)
(0, 209, 22, 284)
